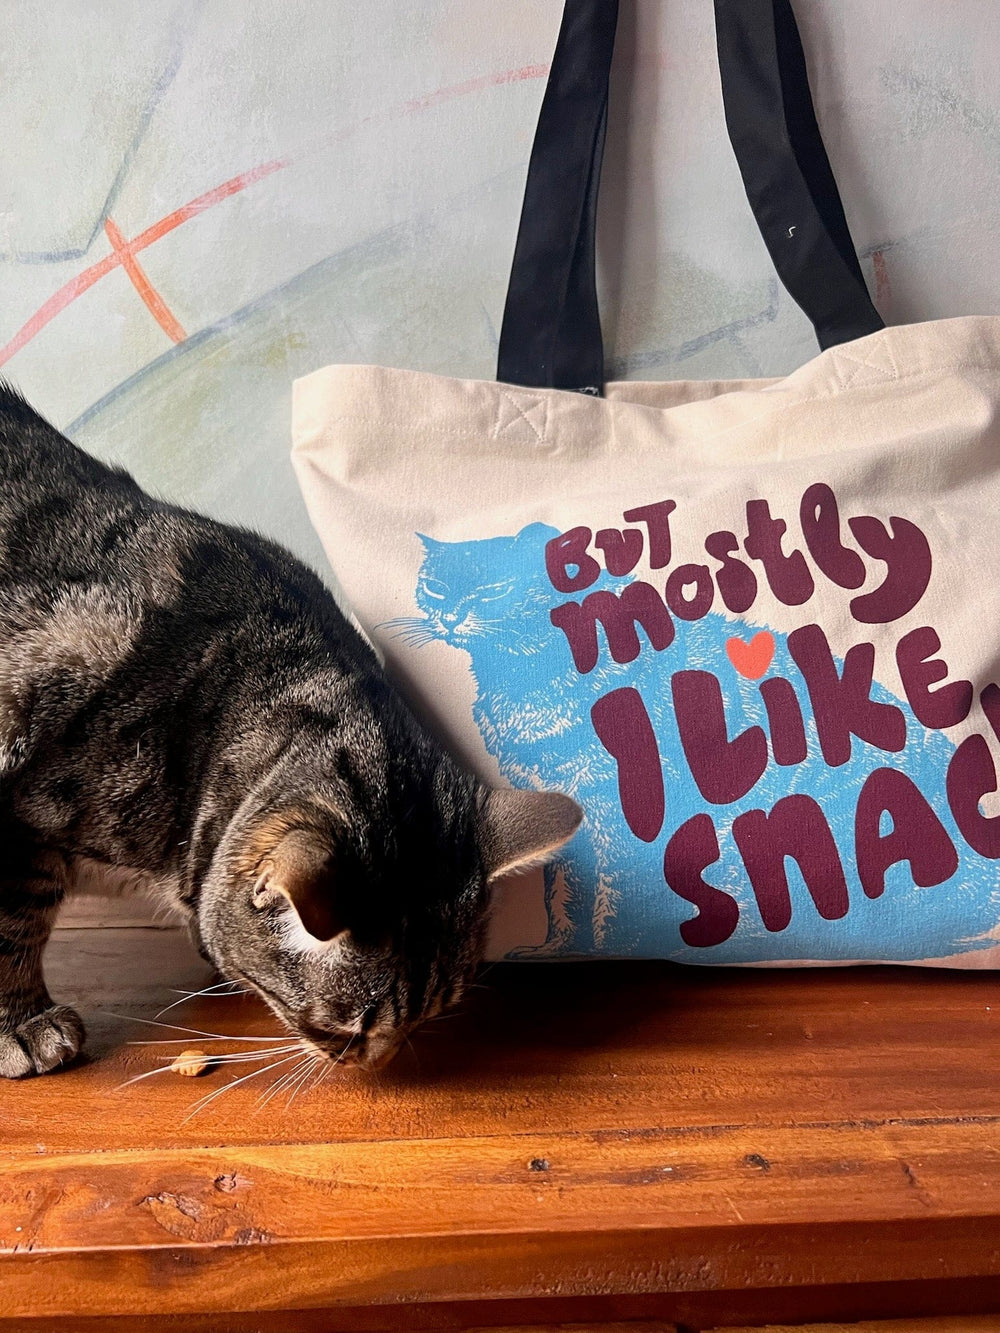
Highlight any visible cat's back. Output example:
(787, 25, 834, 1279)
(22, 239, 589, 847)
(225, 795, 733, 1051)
(0, 384, 151, 580)
(0, 384, 137, 497)
(0, 384, 370, 692)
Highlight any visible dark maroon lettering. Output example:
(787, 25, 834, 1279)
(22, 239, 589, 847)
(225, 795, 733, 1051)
(788, 624, 906, 766)
(705, 530, 757, 613)
(799, 482, 866, 589)
(663, 814, 739, 948)
(594, 527, 644, 576)
(591, 688, 664, 844)
(760, 677, 808, 766)
(980, 683, 1000, 742)
(732, 795, 849, 932)
(848, 515, 932, 623)
(621, 500, 677, 569)
(672, 670, 768, 804)
(550, 583, 674, 674)
(895, 627, 972, 730)
(947, 734, 1000, 859)
(743, 499, 815, 606)
(665, 563, 714, 621)
(855, 768, 958, 900)
(545, 527, 600, 594)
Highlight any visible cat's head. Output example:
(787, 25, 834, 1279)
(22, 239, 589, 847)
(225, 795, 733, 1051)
(402, 523, 563, 658)
(196, 748, 580, 1071)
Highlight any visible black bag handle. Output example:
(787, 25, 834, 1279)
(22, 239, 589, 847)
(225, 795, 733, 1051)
(496, 0, 618, 394)
(716, 0, 884, 353)
(497, 0, 884, 392)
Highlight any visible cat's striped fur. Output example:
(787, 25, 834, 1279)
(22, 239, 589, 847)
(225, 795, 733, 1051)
(0, 387, 579, 1076)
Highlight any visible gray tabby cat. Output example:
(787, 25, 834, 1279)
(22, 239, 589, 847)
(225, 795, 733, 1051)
(0, 386, 581, 1077)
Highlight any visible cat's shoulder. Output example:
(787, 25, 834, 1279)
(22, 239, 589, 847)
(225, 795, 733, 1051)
(0, 383, 141, 499)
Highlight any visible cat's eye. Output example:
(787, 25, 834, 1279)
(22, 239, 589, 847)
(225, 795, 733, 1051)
(420, 578, 448, 600)
(478, 580, 515, 602)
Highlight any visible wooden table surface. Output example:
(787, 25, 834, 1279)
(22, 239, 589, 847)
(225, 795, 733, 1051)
(4, 921, 1000, 1331)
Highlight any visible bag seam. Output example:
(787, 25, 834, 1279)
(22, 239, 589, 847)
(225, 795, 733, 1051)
(493, 388, 547, 443)
(300, 360, 999, 453)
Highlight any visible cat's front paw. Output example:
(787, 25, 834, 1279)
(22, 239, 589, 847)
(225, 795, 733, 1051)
(0, 1005, 85, 1078)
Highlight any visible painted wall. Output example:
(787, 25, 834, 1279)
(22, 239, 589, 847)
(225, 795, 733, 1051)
(2, 0, 998, 577)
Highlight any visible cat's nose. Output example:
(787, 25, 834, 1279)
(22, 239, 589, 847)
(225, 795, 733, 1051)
(356, 1030, 404, 1072)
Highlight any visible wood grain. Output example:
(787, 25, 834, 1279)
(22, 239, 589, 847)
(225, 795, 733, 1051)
(0, 1319, 681, 1333)
(718, 1320, 1000, 1332)
(2, 919, 1000, 1323)
(56, 893, 166, 929)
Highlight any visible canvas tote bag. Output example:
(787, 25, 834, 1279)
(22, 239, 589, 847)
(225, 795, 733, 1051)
(292, 0, 1000, 966)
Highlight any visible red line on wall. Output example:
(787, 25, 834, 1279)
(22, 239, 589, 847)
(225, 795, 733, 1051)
(129, 157, 290, 256)
(0, 254, 119, 367)
(0, 157, 290, 368)
(0, 63, 549, 369)
(401, 61, 550, 115)
(103, 216, 187, 344)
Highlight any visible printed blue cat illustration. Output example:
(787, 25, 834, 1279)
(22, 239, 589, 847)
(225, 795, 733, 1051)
(394, 522, 1000, 963)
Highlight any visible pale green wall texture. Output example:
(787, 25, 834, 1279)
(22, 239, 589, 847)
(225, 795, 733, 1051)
(2, 0, 998, 578)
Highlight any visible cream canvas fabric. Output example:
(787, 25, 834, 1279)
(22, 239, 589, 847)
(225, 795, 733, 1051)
(293, 318, 1000, 964)
(291, 1, 1000, 965)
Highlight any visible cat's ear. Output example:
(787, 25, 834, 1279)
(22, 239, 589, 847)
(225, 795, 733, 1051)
(477, 787, 582, 881)
(252, 828, 347, 942)
(518, 522, 561, 545)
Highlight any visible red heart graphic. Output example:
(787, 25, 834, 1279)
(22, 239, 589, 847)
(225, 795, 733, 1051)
(726, 631, 775, 680)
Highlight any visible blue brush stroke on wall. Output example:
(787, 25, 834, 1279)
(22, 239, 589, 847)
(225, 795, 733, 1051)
(403, 521, 1000, 963)
(0, 0, 204, 266)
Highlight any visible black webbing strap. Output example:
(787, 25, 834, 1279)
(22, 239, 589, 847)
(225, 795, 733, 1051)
(497, 0, 883, 391)
(496, 0, 618, 393)
(714, 0, 884, 352)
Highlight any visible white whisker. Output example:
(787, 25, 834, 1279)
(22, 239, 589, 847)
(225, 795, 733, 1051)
(115, 1065, 183, 1091)
(181, 1051, 303, 1123)
(150, 1044, 301, 1065)
(117, 1043, 301, 1092)
(283, 1057, 320, 1110)
(106, 1013, 281, 1042)
(325, 1033, 357, 1074)
(172, 980, 244, 997)
(255, 1054, 312, 1112)
(311, 1057, 337, 1094)
(306, 1058, 333, 1096)
(155, 980, 250, 1018)
(127, 1033, 286, 1046)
